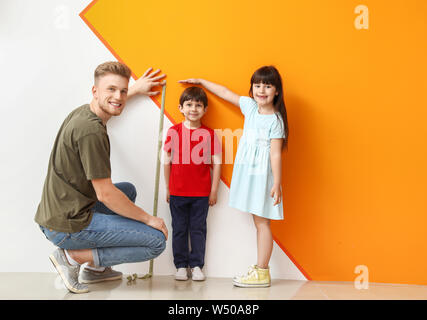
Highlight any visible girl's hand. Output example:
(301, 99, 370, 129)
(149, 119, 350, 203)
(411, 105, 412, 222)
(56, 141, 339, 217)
(178, 78, 201, 85)
(270, 184, 282, 206)
(209, 191, 218, 206)
(179, 78, 240, 107)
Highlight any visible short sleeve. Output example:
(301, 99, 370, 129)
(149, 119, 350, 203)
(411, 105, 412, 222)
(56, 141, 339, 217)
(239, 96, 257, 116)
(269, 115, 286, 139)
(77, 133, 111, 180)
(163, 128, 172, 152)
(163, 127, 179, 153)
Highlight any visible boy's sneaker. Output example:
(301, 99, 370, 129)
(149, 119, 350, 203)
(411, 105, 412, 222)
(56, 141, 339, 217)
(175, 268, 189, 281)
(80, 267, 123, 284)
(49, 248, 89, 294)
(191, 267, 205, 281)
(233, 265, 271, 288)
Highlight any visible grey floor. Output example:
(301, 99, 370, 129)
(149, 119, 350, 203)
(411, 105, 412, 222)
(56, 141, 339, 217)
(1, 273, 427, 300)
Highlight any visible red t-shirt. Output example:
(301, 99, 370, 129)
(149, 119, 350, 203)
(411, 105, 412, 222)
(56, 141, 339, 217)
(163, 123, 221, 197)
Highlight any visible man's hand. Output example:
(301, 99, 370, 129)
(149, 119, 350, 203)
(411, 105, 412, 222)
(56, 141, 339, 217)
(146, 215, 168, 240)
(128, 67, 166, 98)
(91, 178, 168, 239)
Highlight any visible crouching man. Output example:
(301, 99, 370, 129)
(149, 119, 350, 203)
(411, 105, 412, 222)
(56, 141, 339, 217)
(34, 61, 168, 293)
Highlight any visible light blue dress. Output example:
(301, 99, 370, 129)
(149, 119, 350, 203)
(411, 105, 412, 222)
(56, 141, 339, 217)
(228, 96, 286, 220)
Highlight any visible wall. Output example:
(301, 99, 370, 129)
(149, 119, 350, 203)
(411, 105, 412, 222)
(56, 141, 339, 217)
(1, 0, 426, 285)
(80, 0, 427, 285)
(0, 0, 305, 281)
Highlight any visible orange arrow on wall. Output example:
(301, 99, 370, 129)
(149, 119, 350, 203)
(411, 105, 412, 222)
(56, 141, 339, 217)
(80, 0, 427, 285)
(79, 0, 311, 280)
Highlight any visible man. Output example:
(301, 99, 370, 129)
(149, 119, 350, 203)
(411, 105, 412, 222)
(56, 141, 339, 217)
(35, 61, 168, 294)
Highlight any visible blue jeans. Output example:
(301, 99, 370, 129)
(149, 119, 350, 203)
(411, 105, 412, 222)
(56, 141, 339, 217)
(39, 182, 166, 267)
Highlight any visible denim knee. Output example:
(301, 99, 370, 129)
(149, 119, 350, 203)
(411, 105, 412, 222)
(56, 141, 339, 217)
(151, 234, 166, 258)
(115, 182, 137, 202)
(124, 182, 137, 202)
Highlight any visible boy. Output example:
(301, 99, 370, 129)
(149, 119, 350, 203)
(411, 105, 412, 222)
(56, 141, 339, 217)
(163, 86, 221, 281)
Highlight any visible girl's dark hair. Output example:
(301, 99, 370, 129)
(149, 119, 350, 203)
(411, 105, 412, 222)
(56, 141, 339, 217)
(249, 66, 289, 149)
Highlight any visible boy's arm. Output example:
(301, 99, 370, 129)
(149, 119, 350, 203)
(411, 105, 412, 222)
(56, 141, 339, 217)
(127, 67, 166, 99)
(209, 154, 222, 206)
(178, 78, 240, 107)
(164, 151, 171, 203)
(270, 139, 283, 206)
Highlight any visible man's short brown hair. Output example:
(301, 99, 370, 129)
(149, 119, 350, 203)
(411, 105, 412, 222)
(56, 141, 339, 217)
(179, 86, 208, 108)
(94, 61, 132, 84)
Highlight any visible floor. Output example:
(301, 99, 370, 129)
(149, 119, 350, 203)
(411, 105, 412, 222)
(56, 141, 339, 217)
(1, 273, 427, 300)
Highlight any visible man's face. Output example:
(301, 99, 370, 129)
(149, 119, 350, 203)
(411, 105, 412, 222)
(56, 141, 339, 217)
(92, 73, 129, 117)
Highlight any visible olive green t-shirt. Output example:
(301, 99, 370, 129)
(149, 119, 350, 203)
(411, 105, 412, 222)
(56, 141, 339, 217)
(34, 104, 111, 233)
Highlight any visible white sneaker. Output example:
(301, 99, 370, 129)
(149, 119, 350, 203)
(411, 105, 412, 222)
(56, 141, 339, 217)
(191, 267, 205, 281)
(175, 268, 188, 281)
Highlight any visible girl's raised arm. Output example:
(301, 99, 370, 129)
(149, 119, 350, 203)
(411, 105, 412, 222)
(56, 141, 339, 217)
(178, 78, 240, 107)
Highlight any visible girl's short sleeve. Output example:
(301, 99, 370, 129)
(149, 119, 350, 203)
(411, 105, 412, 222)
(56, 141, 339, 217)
(269, 115, 286, 139)
(239, 96, 257, 116)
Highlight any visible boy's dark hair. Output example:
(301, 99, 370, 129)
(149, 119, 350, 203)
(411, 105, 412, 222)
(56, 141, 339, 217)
(179, 86, 208, 107)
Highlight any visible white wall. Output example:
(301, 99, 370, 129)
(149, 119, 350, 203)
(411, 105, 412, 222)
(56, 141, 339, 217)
(0, 0, 305, 281)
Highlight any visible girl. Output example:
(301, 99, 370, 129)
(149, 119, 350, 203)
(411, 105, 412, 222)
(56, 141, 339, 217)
(179, 66, 288, 287)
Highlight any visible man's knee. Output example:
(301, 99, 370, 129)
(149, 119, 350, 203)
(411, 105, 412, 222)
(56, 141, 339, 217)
(116, 182, 137, 202)
(151, 234, 166, 258)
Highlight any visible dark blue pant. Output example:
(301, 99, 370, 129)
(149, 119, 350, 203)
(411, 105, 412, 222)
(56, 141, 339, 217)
(169, 196, 210, 269)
